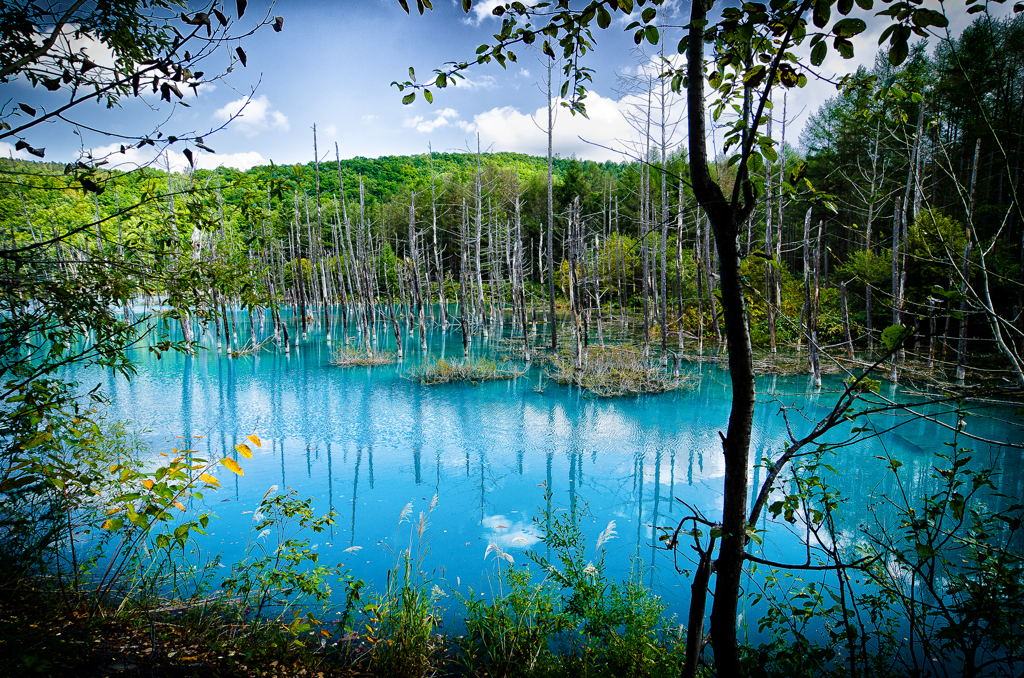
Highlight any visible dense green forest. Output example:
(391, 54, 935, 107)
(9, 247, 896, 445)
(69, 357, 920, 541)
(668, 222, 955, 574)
(2, 0, 1024, 676)
(5, 21, 1023, 382)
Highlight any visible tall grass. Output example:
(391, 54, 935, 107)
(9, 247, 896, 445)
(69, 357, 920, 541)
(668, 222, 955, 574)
(329, 344, 397, 366)
(547, 345, 698, 397)
(406, 357, 525, 385)
(362, 496, 444, 678)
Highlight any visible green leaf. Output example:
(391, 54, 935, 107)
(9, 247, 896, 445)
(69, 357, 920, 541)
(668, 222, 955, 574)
(424, 89, 433, 103)
(833, 17, 866, 37)
(743, 65, 766, 88)
(837, 0, 853, 14)
(834, 36, 854, 59)
(597, 6, 611, 28)
(102, 518, 124, 531)
(881, 324, 912, 350)
(813, 0, 831, 28)
(888, 39, 909, 66)
(402, 92, 416, 105)
(747, 152, 764, 173)
(645, 24, 659, 45)
(617, 0, 633, 13)
(811, 41, 827, 66)
(641, 7, 656, 22)
(155, 533, 170, 549)
(463, 0, 472, 12)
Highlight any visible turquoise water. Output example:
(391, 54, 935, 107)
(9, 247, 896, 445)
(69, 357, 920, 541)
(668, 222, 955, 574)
(67, 308, 1024, 631)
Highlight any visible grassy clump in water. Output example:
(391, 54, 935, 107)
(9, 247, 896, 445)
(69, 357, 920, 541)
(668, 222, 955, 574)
(406, 356, 525, 385)
(547, 344, 698, 397)
(329, 344, 397, 366)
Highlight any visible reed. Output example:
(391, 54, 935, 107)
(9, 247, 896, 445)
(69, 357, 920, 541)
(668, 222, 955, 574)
(329, 344, 397, 366)
(406, 357, 525, 385)
(546, 345, 698, 397)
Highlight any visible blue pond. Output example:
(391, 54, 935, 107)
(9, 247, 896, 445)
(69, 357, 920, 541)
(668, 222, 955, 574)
(67, 309, 1024, 636)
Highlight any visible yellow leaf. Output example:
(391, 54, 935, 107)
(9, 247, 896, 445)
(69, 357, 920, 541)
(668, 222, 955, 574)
(174, 501, 186, 511)
(142, 479, 154, 490)
(199, 473, 220, 487)
(220, 458, 244, 476)
(247, 434, 262, 448)
(235, 443, 253, 459)
(105, 507, 119, 516)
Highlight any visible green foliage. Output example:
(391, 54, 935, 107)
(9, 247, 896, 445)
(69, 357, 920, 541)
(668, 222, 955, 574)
(836, 248, 891, 288)
(524, 499, 685, 677)
(221, 488, 357, 634)
(861, 439, 1024, 676)
(747, 414, 1024, 678)
(459, 564, 564, 678)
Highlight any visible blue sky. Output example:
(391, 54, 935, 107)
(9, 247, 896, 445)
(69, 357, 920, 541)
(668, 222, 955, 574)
(3, 0, 998, 172)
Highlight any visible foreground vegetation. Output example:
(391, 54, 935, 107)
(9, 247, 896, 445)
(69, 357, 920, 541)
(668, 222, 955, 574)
(3, 436, 1022, 678)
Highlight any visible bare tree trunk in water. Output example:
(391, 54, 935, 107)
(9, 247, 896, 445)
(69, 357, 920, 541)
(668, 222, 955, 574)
(460, 199, 471, 358)
(546, 57, 557, 351)
(841, 281, 855, 358)
(811, 219, 823, 387)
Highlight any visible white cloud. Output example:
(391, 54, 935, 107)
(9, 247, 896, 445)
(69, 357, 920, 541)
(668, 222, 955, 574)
(471, 92, 641, 162)
(85, 143, 265, 173)
(59, 26, 116, 69)
(185, 82, 216, 99)
(213, 95, 290, 137)
(361, 114, 376, 123)
(0, 142, 33, 161)
(86, 142, 190, 173)
(452, 74, 498, 90)
(462, 0, 502, 25)
(322, 123, 337, 137)
(518, 68, 530, 78)
(198, 151, 267, 171)
(405, 107, 461, 133)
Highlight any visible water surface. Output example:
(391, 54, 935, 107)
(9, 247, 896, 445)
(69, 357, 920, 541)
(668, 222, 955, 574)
(68, 309, 1024, 633)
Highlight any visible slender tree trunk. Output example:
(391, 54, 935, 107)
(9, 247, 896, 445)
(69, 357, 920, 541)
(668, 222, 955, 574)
(460, 199, 471, 357)
(546, 58, 557, 351)
(811, 219, 823, 387)
(840, 281, 855, 358)
(686, 3, 759, 670)
(957, 140, 982, 381)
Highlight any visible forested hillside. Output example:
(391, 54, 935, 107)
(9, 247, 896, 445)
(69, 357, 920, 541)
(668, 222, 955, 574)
(4, 18, 1022, 384)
